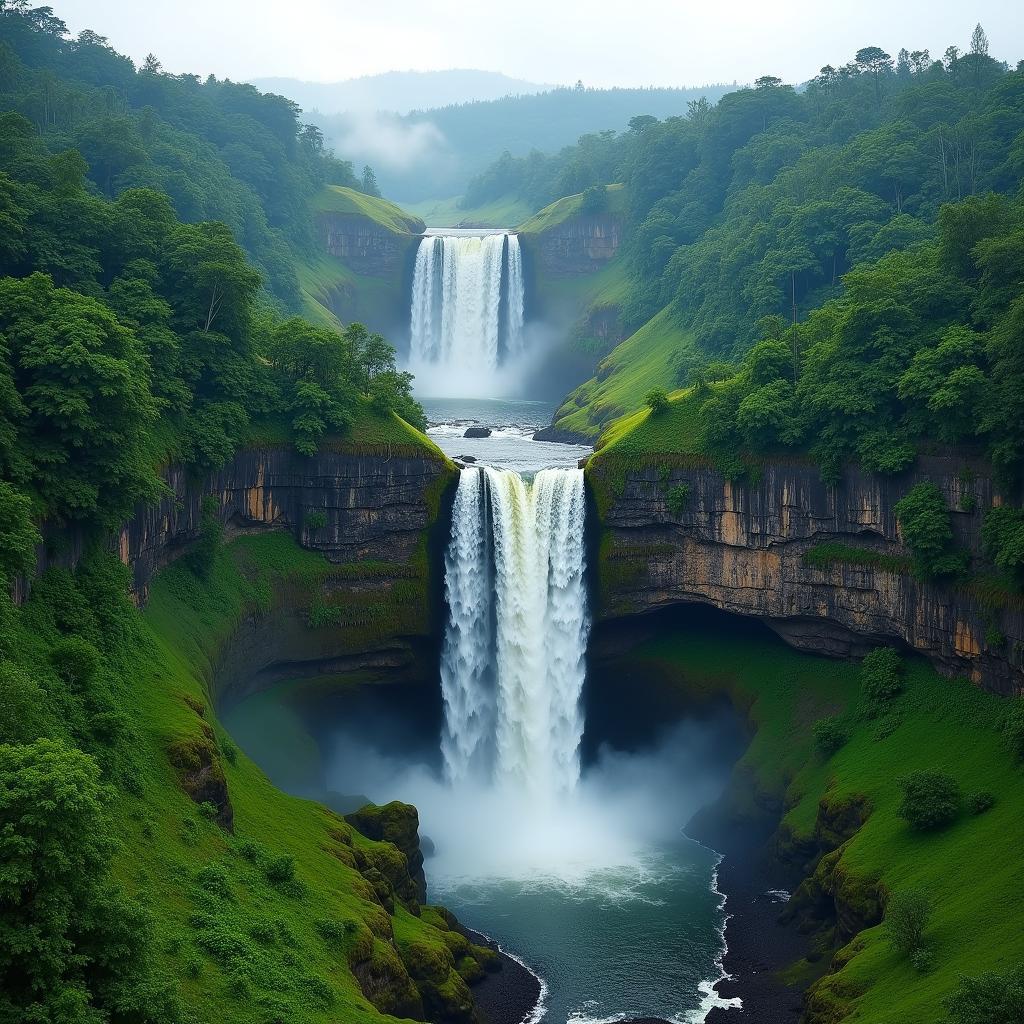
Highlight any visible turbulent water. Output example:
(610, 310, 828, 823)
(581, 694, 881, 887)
(409, 231, 526, 395)
(441, 467, 589, 793)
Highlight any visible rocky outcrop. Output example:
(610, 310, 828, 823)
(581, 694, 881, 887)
(592, 455, 1024, 695)
(521, 211, 622, 276)
(318, 212, 419, 277)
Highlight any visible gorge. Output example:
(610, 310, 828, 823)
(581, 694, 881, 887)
(3, 11, 1024, 1024)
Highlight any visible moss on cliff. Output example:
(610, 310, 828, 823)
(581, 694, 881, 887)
(617, 616, 1024, 1024)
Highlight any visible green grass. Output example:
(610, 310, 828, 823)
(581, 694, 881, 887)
(620, 618, 1024, 1024)
(295, 249, 412, 333)
(551, 306, 695, 440)
(404, 193, 534, 228)
(311, 185, 425, 235)
(804, 542, 913, 575)
(245, 397, 453, 464)
(102, 531, 467, 1022)
(517, 182, 627, 234)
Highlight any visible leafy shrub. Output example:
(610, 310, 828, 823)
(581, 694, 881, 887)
(265, 854, 296, 886)
(315, 918, 352, 943)
(237, 838, 264, 862)
(195, 864, 232, 899)
(859, 647, 904, 717)
(911, 947, 936, 973)
(666, 483, 692, 518)
(580, 184, 608, 214)
(221, 739, 238, 765)
(812, 716, 848, 755)
(897, 769, 962, 830)
(50, 636, 101, 690)
(249, 920, 277, 945)
(966, 791, 996, 815)
(0, 663, 47, 744)
(1004, 700, 1024, 760)
(894, 483, 967, 580)
(885, 888, 932, 955)
(981, 505, 1024, 587)
(198, 800, 219, 820)
(306, 510, 328, 532)
(944, 965, 1024, 1024)
(645, 387, 670, 415)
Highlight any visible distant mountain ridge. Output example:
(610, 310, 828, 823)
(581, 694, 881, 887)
(250, 69, 554, 115)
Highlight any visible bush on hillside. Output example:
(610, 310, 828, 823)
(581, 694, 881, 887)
(645, 388, 670, 415)
(1003, 700, 1024, 760)
(859, 647, 904, 717)
(966, 791, 996, 815)
(897, 769, 962, 830)
(885, 888, 932, 956)
(944, 965, 1024, 1024)
(813, 716, 848, 756)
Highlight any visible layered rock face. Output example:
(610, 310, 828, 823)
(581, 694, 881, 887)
(20, 447, 455, 694)
(593, 455, 1023, 695)
(120, 447, 453, 599)
(318, 212, 418, 277)
(522, 211, 622, 275)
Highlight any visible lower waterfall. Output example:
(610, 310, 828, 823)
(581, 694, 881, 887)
(440, 466, 589, 795)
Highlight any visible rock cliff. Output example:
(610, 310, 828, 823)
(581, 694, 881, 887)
(520, 210, 622, 277)
(318, 212, 419, 278)
(591, 455, 1024, 695)
(19, 445, 457, 700)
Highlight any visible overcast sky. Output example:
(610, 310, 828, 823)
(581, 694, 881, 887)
(55, 0, 1023, 89)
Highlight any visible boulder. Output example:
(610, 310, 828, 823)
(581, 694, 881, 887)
(463, 426, 491, 438)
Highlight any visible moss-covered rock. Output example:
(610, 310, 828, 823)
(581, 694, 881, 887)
(350, 938, 424, 1020)
(347, 801, 427, 902)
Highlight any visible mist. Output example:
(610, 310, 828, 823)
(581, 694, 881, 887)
(322, 713, 737, 886)
(324, 110, 450, 173)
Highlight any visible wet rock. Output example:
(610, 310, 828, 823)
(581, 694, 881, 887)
(463, 426, 491, 438)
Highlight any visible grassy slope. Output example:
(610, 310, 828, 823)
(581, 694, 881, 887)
(245, 398, 450, 463)
(404, 194, 534, 228)
(107, 531, 466, 1023)
(516, 182, 627, 234)
(551, 307, 695, 440)
(618, 617, 1024, 1023)
(312, 185, 426, 235)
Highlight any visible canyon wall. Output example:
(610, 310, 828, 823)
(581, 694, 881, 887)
(317, 211, 419, 278)
(18, 446, 457, 698)
(591, 455, 1024, 695)
(520, 210, 622, 277)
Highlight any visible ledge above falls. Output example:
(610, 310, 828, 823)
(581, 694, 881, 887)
(588, 453, 1024, 696)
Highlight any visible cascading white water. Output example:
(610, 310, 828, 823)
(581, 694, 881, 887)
(409, 233, 526, 392)
(440, 466, 589, 796)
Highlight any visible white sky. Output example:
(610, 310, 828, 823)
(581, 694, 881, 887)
(55, 0, 1023, 89)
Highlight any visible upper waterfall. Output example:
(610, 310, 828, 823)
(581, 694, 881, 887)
(440, 466, 589, 795)
(409, 232, 526, 396)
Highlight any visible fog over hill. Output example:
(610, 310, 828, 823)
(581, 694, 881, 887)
(305, 81, 736, 202)
(250, 69, 553, 116)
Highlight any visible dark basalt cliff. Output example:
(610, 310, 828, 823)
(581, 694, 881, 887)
(19, 447, 457, 698)
(521, 211, 622, 276)
(592, 455, 1023, 695)
(318, 211, 419, 277)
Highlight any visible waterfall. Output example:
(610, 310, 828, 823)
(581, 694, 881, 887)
(409, 233, 526, 386)
(440, 467, 589, 796)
